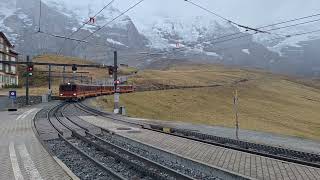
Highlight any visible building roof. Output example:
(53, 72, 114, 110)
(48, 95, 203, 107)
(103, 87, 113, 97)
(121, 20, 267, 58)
(0, 32, 13, 47)
(9, 49, 19, 55)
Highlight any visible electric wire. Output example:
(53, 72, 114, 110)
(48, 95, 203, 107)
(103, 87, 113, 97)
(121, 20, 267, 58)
(213, 13, 320, 41)
(57, 0, 115, 54)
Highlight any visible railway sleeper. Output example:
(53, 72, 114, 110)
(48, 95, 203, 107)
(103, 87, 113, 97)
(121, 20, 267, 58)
(72, 132, 173, 180)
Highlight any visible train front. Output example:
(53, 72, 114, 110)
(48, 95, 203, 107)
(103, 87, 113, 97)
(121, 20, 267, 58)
(59, 83, 78, 101)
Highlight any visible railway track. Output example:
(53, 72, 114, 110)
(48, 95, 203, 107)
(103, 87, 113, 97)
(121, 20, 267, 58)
(76, 101, 320, 169)
(37, 102, 224, 180)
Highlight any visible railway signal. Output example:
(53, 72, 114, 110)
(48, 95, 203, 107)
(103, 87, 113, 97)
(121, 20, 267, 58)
(72, 64, 78, 72)
(72, 64, 77, 83)
(27, 64, 34, 76)
(108, 67, 114, 76)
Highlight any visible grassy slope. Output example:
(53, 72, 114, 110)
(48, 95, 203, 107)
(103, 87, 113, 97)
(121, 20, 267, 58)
(96, 64, 320, 140)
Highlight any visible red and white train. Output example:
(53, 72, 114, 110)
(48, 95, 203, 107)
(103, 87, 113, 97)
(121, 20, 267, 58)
(59, 83, 135, 101)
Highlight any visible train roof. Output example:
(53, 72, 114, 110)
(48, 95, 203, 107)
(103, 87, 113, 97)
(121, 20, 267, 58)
(60, 83, 133, 87)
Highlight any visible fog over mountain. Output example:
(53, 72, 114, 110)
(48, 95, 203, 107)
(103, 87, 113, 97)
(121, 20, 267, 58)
(1, 0, 320, 76)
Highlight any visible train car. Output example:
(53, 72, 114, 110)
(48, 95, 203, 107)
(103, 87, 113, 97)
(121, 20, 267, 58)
(59, 83, 135, 101)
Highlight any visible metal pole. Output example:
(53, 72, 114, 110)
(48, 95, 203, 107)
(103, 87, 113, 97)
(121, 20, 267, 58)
(73, 72, 76, 82)
(48, 64, 51, 90)
(63, 65, 66, 83)
(233, 90, 239, 140)
(113, 51, 119, 113)
(114, 51, 118, 84)
(26, 56, 30, 105)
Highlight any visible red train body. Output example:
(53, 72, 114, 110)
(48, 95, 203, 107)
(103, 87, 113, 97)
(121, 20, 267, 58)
(59, 83, 134, 100)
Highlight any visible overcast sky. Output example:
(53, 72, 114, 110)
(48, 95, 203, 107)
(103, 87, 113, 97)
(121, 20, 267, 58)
(112, 0, 320, 27)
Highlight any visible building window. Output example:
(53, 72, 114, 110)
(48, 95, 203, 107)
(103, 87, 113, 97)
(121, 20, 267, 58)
(0, 74, 2, 83)
(0, 37, 3, 44)
(11, 56, 16, 62)
(5, 55, 9, 61)
(5, 46, 9, 53)
(0, 63, 2, 71)
(5, 64, 9, 73)
(11, 66, 16, 74)
(4, 75, 8, 84)
(12, 77, 16, 84)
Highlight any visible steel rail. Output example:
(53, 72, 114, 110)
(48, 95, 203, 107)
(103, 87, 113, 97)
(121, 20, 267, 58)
(61, 103, 196, 180)
(46, 103, 126, 180)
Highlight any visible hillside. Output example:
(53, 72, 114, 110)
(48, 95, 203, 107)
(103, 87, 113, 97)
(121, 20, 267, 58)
(93, 64, 320, 140)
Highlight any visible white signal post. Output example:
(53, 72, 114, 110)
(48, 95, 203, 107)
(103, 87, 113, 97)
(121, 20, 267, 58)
(113, 80, 120, 114)
(233, 90, 239, 140)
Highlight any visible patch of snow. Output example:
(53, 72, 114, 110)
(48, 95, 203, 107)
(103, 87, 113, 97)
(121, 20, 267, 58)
(16, 13, 27, 20)
(0, 2, 16, 32)
(140, 15, 240, 49)
(266, 35, 315, 56)
(107, 38, 126, 46)
(16, 11, 33, 26)
(206, 51, 219, 56)
(44, 0, 130, 29)
(253, 20, 320, 55)
(145, 35, 170, 50)
(242, 49, 250, 54)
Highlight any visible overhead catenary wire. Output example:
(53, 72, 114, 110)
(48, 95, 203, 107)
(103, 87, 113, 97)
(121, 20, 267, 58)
(79, 0, 146, 42)
(72, 0, 146, 55)
(57, 0, 115, 55)
(184, 0, 269, 34)
(184, 0, 320, 42)
(38, 31, 89, 43)
(267, 28, 320, 41)
(137, 28, 320, 59)
(35, 0, 92, 53)
(213, 13, 320, 41)
(264, 18, 320, 33)
(200, 28, 320, 52)
(213, 18, 320, 45)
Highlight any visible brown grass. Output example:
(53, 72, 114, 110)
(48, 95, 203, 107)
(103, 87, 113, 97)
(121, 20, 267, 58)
(95, 64, 320, 140)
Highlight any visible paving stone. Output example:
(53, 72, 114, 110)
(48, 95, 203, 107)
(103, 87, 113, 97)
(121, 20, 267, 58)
(0, 108, 71, 180)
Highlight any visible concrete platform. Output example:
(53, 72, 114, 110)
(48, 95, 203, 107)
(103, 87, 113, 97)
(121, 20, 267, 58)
(0, 96, 10, 111)
(0, 106, 74, 180)
(125, 117, 320, 154)
(81, 115, 320, 180)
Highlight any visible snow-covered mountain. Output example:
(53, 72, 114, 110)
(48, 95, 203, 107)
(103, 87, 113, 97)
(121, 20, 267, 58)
(252, 18, 320, 56)
(1, 0, 320, 76)
(137, 14, 320, 76)
(0, 0, 148, 64)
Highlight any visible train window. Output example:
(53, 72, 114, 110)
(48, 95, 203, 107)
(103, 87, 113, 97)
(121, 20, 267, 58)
(60, 85, 76, 91)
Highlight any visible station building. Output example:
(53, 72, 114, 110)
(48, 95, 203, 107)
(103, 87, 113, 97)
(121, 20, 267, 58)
(0, 32, 19, 88)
